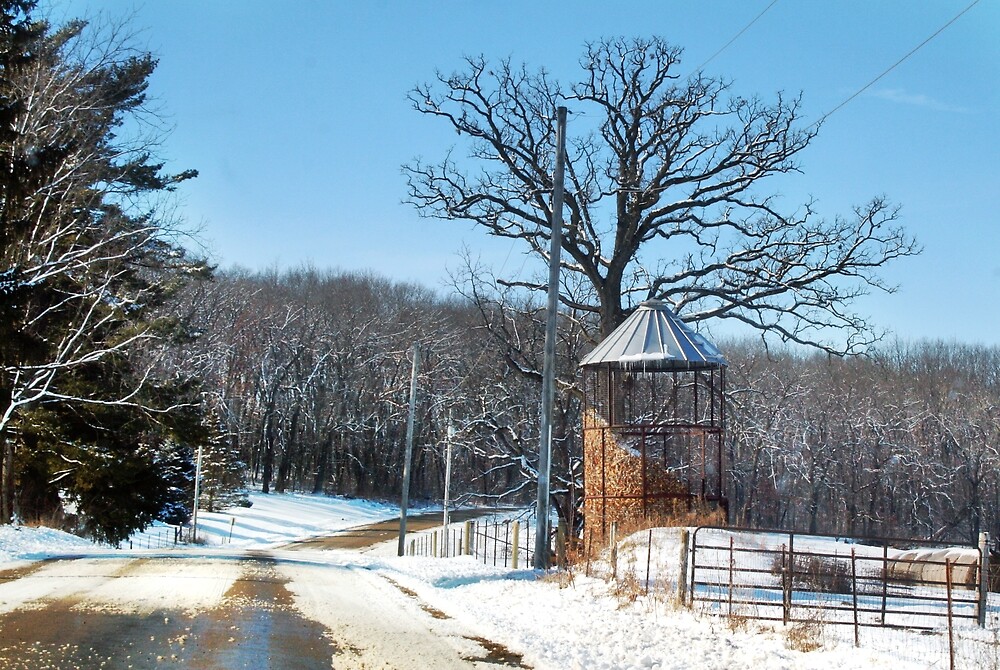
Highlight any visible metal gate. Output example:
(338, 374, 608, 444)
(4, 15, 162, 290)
(689, 527, 988, 631)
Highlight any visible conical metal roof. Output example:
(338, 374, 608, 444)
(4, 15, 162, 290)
(579, 299, 726, 370)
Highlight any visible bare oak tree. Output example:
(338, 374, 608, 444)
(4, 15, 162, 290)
(404, 36, 919, 350)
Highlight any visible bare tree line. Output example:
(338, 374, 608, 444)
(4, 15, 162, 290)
(182, 268, 999, 545)
(177, 267, 549, 505)
(727, 339, 1000, 543)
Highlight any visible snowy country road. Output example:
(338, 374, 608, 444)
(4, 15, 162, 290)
(0, 546, 526, 669)
(0, 554, 332, 668)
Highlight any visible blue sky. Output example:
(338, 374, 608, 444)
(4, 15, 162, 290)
(47, 1, 999, 346)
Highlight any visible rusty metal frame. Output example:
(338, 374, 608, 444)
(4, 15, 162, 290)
(582, 363, 728, 537)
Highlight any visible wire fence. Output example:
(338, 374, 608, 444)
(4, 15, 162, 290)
(405, 509, 540, 569)
(127, 525, 183, 550)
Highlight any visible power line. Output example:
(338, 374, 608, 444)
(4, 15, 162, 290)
(816, 0, 981, 126)
(685, 0, 780, 78)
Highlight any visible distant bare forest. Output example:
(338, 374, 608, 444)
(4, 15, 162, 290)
(178, 268, 999, 545)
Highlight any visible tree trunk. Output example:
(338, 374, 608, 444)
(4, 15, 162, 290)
(0, 436, 13, 524)
(808, 464, 821, 534)
(312, 431, 333, 495)
(598, 277, 625, 338)
(261, 411, 276, 494)
(276, 406, 300, 494)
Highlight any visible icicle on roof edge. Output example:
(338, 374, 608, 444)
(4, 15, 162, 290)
(578, 299, 727, 370)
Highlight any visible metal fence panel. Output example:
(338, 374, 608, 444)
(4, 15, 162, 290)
(690, 527, 983, 631)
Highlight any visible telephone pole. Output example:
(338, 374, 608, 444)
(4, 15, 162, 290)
(533, 106, 567, 570)
(397, 344, 420, 556)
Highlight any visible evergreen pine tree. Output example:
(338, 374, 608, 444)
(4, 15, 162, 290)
(0, 2, 209, 537)
(198, 415, 249, 513)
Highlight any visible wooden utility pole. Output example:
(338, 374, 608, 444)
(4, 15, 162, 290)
(442, 416, 454, 557)
(533, 106, 567, 570)
(397, 344, 421, 556)
(191, 443, 204, 543)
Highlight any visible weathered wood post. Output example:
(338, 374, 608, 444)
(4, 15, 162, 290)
(728, 535, 735, 617)
(978, 531, 990, 627)
(645, 529, 653, 595)
(781, 539, 793, 625)
(677, 528, 690, 606)
(851, 548, 860, 647)
(610, 522, 618, 580)
(946, 559, 955, 670)
(511, 521, 520, 569)
(556, 521, 567, 569)
(586, 529, 594, 578)
(463, 520, 473, 556)
(881, 543, 888, 625)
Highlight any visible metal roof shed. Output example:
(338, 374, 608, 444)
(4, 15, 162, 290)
(579, 300, 728, 536)
(579, 299, 727, 370)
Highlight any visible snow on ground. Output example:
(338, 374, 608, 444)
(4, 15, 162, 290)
(2, 495, 998, 669)
(0, 524, 96, 566)
(74, 558, 246, 615)
(190, 491, 400, 548)
(0, 491, 404, 562)
(365, 525, 999, 669)
(376, 559, 888, 670)
(141, 491, 403, 549)
(364, 535, 918, 670)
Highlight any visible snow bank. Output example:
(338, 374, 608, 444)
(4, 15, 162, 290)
(0, 524, 96, 565)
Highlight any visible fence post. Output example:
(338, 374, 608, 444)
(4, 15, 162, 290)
(463, 521, 473, 556)
(512, 522, 520, 569)
(585, 528, 593, 578)
(677, 528, 690, 606)
(556, 521, 567, 569)
(781, 542, 791, 625)
(978, 531, 990, 627)
(728, 535, 734, 617)
(409, 538, 415, 556)
(610, 522, 618, 580)
(946, 559, 955, 670)
(645, 529, 653, 596)
(881, 543, 888, 626)
(851, 548, 859, 647)
(433, 530, 439, 558)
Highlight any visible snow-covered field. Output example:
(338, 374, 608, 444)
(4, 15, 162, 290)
(2, 493, 998, 669)
(0, 492, 401, 564)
